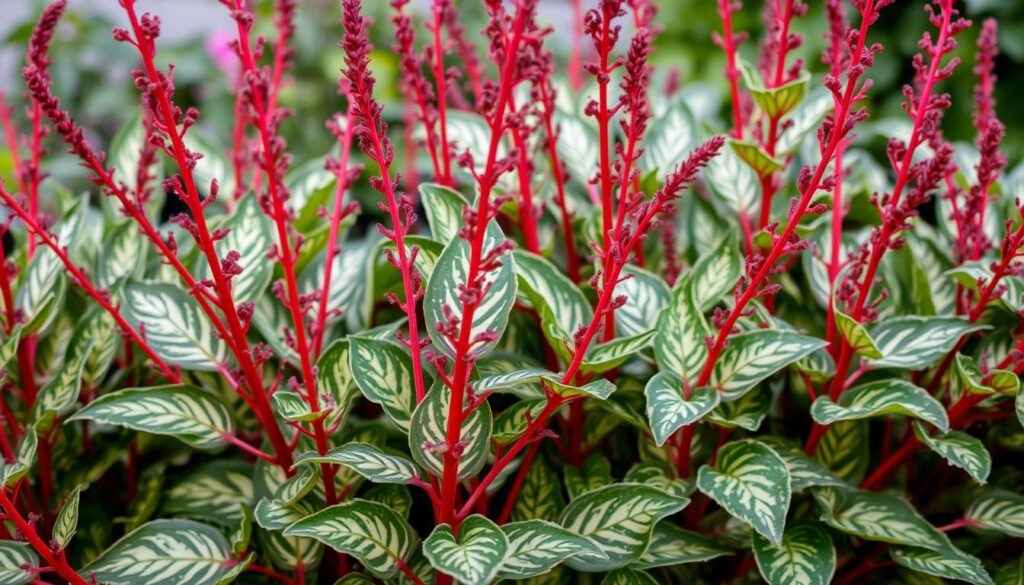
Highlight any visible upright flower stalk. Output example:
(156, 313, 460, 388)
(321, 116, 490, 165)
(712, 0, 747, 140)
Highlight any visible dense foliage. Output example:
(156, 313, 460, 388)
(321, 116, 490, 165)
(0, 0, 1021, 583)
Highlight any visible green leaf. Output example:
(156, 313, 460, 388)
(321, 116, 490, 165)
(162, 461, 253, 527)
(834, 308, 882, 359)
(97, 221, 147, 289)
(708, 385, 771, 431)
(697, 439, 791, 545)
(995, 555, 1024, 585)
(31, 332, 93, 423)
(731, 140, 783, 176)
(814, 420, 869, 483)
(640, 96, 698, 181)
(17, 198, 85, 330)
(645, 373, 719, 446)
(52, 485, 82, 551)
(634, 522, 731, 569)
(654, 276, 710, 383)
(197, 196, 273, 302)
(284, 499, 416, 579)
(560, 483, 689, 572)
(623, 463, 691, 499)
(408, 385, 491, 480)
(689, 234, 743, 311)
(492, 400, 546, 445)
(424, 219, 517, 359)
(542, 376, 617, 400)
(811, 487, 949, 550)
(966, 491, 1024, 537)
(740, 62, 810, 118)
(0, 542, 38, 585)
(299, 237, 379, 333)
(348, 337, 418, 432)
(752, 521, 835, 585)
(514, 250, 592, 359)
(564, 454, 613, 500)
(273, 464, 318, 506)
(363, 484, 412, 519)
(473, 367, 550, 396)
(583, 331, 655, 373)
(231, 505, 252, 557)
(758, 437, 845, 492)
(913, 422, 991, 484)
(497, 520, 603, 580)
(295, 443, 420, 485)
(712, 331, 827, 401)
(956, 353, 1019, 395)
(420, 183, 466, 245)
(614, 266, 670, 337)
(777, 88, 833, 154)
(272, 391, 317, 422)
(122, 282, 228, 371)
(512, 460, 564, 523)
(703, 143, 760, 217)
(867, 317, 989, 370)
(316, 340, 360, 429)
(602, 568, 660, 585)
(82, 519, 240, 585)
(68, 385, 235, 449)
(810, 380, 949, 431)
(424, 515, 508, 585)
(891, 546, 995, 585)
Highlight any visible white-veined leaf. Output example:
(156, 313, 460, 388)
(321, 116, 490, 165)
(0, 542, 38, 585)
(634, 522, 731, 569)
(408, 385, 491, 480)
(68, 385, 235, 449)
(867, 317, 988, 370)
(122, 283, 228, 371)
(553, 111, 599, 185)
(712, 331, 826, 401)
(752, 521, 835, 585)
(284, 499, 416, 579)
(317, 339, 360, 429)
(707, 385, 772, 431)
(424, 515, 508, 585)
(703, 144, 760, 217)
(31, 333, 93, 423)
(560, 483, 688, 572)
(564, 454, 613, 500)
(512, 460, 564, 523)
(542, 376, 616, 400)
(583, 330, 656, 373)
(758, 437, 845, 492)
(913, 422, 991, 484)
(891, 546, 995, 585)
(294, 443, 420, 484)
(602, 568, 659, 585)
(815, 420, 869, 483)
(641, 96, 698, 180)
(97, 221, 147, 289)
(956, 353, 1019, 395)
(834, 308, 882, 359)
(696, 439, 791, 545)
(966, 491, 1024, 538)
(424, 219, 517, 359)
(497, 520, 604, 580)
(52, 485, 82, 551)
(271, 391, 317, 422)
(645, 373, 719, 446)
(654, 276, 709, 383)
(474, 367, 550, 396)
(298, 237, 378, 333)
(514, 250, 591, 359)
(811, 487, 949, 550)
(17, 199, 86, 330)
(162, 461, 253, 527)
(810, 380, 949, 431)
(348, 336, 417, 432)
(614, 266, 670, 337)
(689, 233, 742, 311)
(81, 519, 241, 585)
(420, 183, 465, 244)
(196, 196, 273, 303)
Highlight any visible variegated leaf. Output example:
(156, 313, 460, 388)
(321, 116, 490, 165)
(966, 491, 1024, 537)
(634, 522, 731, 568)
(122, 283, 228, 371)
(583, 330, 656, 373)
(420, 183, 465, 245)
(867, 317, 988, 370)
(52, 485, 82, 551)
(697, 439, 791, 545)
(16, 198, 86, 330)
(512, 460, 564, 522)
(424, 219, 517, 359)
(654, 276, 709, 383)
(514, 250, 591, 359)
(294, 443, 420, 484)
(0, 542, 37, 585)
(752, 521, 835, 585)
(424, 515, 508, 585)
(645, 373, 719, 446)
(196, 196, 272, 302)
(913, 422, 991, 484)
(891, 546, 994, 585)
(810, 380, 948, 431)
(162, 461, 253, 527)
(640, 96, 698, 180)
(614, 265, 670, 337)
(811, 487, 949, 550)
(82, 519, 242, 585)
(497, 520, 603, 580)
(68, 385, 235, 449)
(703, 142, 760, 217)
(348, 336, 418, 432)
(602, 568, 659, 585)
(284, 500, 416, 579)
(834, 308, 882, 359)
(689, 233, 742, 311)
(560, 483, 688, 572)
(712, 331, 826, 401)
(408, 385, 491, 480)
(97, 221, 147, 289)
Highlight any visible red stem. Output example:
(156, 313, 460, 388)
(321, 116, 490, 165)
(717, 0, 745, 140)
(0, 490, 88, 585)
(430, 3, 453, 186)
(538, 82, 580, 282)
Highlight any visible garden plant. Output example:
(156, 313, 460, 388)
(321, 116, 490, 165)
(0, 0, 1021, 583)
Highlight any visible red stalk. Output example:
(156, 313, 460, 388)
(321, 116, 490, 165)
(715, 0, 745, 139)
(0, 490, 88, 585)
(430, 1, 454, 185)
(538, 81, 580, 282)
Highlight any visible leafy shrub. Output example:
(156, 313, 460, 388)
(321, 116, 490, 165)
(0, 0, 1021, 584)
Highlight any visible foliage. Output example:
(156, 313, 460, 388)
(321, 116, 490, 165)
(0, 0, 1020, 584)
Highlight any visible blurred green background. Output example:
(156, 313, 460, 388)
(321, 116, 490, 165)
(1, 0, 1022, 191)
